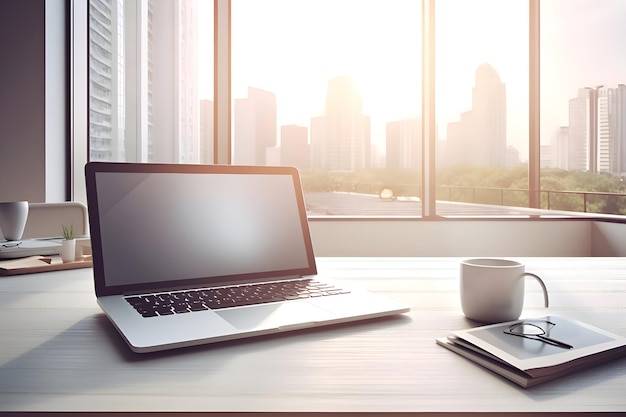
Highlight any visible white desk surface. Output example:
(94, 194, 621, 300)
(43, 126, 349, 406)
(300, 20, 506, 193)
(1, 257, 626, 415)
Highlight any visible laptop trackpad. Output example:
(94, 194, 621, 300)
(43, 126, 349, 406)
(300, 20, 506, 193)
(216, 302, 334, 330)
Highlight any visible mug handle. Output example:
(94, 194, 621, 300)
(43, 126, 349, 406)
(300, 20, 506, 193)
(522, 272, 549, 308)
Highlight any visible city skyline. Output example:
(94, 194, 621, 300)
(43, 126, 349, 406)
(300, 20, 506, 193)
(219, 0, 626, 163)
(91, 0, 626, 177)
(232, 68, 510, 170)
(445, 63, 508, 168)
(231, 69, 626, 177)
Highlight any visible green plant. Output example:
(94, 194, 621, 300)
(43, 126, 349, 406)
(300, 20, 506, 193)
(62, 224, 75, 240)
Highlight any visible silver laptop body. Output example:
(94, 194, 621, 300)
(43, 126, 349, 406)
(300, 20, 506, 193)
(85, 162, 409, 353)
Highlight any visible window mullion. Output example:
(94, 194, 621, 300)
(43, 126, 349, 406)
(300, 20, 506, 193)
(529, 0, 540, 208)
(213, 0, 231, 164)
(422, 0, 436, 217)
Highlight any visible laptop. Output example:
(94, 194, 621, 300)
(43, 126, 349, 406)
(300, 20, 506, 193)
(85, 162, 409, 353)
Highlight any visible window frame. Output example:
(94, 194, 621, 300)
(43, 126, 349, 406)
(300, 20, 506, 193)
(71, 0, 625, 223)
(218, 0, 540, 219)
(71, 0, 89, 204)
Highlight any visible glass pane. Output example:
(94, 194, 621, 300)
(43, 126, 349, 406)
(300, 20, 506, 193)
(232, 0, 422, 216)
(435, 0, 532, 216)
(541, 0, 626, 216)
(88, 0, 214, 163)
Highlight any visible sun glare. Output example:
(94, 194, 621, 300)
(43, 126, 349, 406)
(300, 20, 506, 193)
(231, 0, 421, 146)
(435, 0, 529, 149)
(198, 0, 531, 152)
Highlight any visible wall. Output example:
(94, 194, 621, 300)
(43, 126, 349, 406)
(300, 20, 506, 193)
(309, 219, 592, 257)
(45, 0, 69, 201)
(591, 221, 626, 257)
(0, 0, 67, 203)
(0, 2, 623, 258)
(0, 0, 46, 202)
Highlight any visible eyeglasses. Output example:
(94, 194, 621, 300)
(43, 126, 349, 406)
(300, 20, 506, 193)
(504, 320, 573, 349)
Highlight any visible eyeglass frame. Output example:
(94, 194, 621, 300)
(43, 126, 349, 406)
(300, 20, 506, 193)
(503, 320, 573, 349)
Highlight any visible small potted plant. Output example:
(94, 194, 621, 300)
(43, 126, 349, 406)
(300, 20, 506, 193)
(61, 223, 76, 263)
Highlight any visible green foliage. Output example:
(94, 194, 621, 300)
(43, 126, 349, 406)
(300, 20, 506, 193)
(300, 170, 333, 192)
(62, 224, 75, 240)
(438, 166, 626, 214)
(300, 168, 422, 196)
(300, 166, 626, 215)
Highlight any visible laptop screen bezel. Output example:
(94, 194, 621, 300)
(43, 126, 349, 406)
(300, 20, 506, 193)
(85, 162, 318, 297)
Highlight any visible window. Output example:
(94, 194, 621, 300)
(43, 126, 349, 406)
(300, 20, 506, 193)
(435, 0, 530, 217)
(540, 0, 626, 216)
(88, 0, 214, 164)
(85, 0, 626, 219)
(232, 0, 422, 216)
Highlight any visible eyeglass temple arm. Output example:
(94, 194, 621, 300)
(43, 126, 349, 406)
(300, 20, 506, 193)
(537, 334, 573, 349)
(504, 331, 573, 350)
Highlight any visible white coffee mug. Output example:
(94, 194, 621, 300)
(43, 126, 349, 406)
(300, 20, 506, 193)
(460, 258, 549, 323)
(0, 201, 29, 241)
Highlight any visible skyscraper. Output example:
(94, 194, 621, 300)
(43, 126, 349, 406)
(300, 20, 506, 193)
(554, 126, 570, 170)
(149, 0, 199, 164)
(599, 85, 626, 176)
(89, 0, 125, 162)
(311, 76, 371, 171)
(567, 85, 626, 176)
(615, 85, 626, 177)
(446, 63, 507, 168)
(598, 88, 611, 173)
(281, 125, 310, 170)
(88, 0, 199, 163)
(234, 87, 277, 165)
(568, 89, 590, 171)
(386, 117, 422, 169)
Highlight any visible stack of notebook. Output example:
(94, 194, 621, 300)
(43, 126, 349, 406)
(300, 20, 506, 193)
(437, 315, 626, 387)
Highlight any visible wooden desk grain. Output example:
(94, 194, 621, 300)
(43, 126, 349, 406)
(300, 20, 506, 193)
(1, 257, 625, 415)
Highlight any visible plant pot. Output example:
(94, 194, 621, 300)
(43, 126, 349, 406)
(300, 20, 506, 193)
(61, 239, 76, 263)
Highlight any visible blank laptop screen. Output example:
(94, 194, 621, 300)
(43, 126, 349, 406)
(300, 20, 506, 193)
(89, 166, 314, 292)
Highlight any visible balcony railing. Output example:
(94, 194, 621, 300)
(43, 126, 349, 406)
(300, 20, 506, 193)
(324, 182, 626, 216)
(437, 186, 626, 216)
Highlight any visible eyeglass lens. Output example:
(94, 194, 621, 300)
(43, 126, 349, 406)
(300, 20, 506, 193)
(505, 321, 573, 349)
(508, 323, 547, 336)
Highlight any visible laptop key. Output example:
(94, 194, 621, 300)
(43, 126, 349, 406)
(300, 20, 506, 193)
(189, 303, 208, 311)
(125, 279, 350, 316)
(156, 306, 174, 316)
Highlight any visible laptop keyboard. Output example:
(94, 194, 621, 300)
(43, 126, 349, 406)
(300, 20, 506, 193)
(125, 279, 350, 318)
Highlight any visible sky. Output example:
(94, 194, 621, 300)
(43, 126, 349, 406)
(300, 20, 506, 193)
(197, 0, 626, 162)
(230, 0, 422, 145)
(540, 0, 626, 143)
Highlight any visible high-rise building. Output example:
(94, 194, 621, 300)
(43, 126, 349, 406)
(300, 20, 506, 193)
(311, 76, 371, 171)
(540, 143, 553, 169)
(234, 87, 277, 165)
(149, 0, 199, 164)
(88, 0, 199, 163)
(612, 84, 626, 177)
(281, 125, 310, 170)
(554, 126, 570, 170)
(599, 85, 626, 176)
(386, 117, 421, 169)
(567, 85, 626, 176)
(598, 88, 611, 173)
(568, 89, 590, 171)
(446, 63, 507, 168)
(89, 0, 125, 161)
